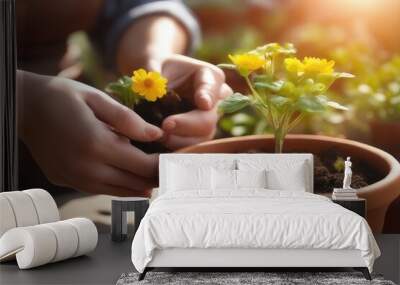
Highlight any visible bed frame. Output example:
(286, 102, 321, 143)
(139, 249, 371, 280)
(138, 154, 372, 281)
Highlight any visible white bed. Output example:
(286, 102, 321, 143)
(131, 154, 380, 280)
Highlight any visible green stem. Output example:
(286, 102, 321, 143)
(270, 55, 275, 77)
(274, 127, 285, 153)
(245, 76, 258, 97)
(274, 108, 294, 153)
(256, 105, 275, 133)
(245, 76, 277, 131)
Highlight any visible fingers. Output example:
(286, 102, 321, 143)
(161, 55, 226, 110)
(162, 134, 214, 151)
(161, 82, 231, 138)
(84, 91, 163, 142)
(59, 130, 157, 195)
(219, 83, 233, 99)
(162, 108, 218, 137)
(193, 67, 225, 110)
(69, 162, 154, 197)
(96, 166, 155, 196)
(105, 138, 159, 178)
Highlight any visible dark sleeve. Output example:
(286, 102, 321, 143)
(90, 0, 201, 70)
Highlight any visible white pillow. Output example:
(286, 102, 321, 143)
(238, 159, 309, 192)
(167, 163, 212, 191)
(266, 163, 307, 191)
(236, 169, 268, 189)
(212, 168, 237, 190)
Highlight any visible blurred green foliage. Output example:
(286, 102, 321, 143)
(194, 27, 263, 63)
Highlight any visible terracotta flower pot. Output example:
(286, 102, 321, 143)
(370, 120, 400, 160)
(177, 134, 400, 233)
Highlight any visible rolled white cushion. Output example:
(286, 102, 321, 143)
(0, 226, 57, 269)
(0, 218, 98, 269)
(1, 191, 39, 227)
(64, 218, 98, 257)
(0, 196, 17, 237)
(23, 189, 60, 224)
(42, 221, 79, 262)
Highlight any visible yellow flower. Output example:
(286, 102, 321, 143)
(284, 57, 304, 74)
(229, 53, 264, 76)
(303, 57, 335, 75)
(131, 69, 167, 102)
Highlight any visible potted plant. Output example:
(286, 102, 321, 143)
(178, 43, 400, 233)
(218, 43, 352, 152)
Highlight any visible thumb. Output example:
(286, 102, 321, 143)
(145, 58, 163, 73)
(85, 90, 163, 142)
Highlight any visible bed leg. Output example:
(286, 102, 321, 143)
(354, 267, 371, 280)
(138, 268, 148, 281)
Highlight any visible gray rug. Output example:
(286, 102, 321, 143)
(116, 272, 396, 285)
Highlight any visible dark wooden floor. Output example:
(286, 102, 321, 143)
(0, 234, 399, 285)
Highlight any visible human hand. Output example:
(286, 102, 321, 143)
(17, 71, 163, 197)
(147, 55, 233, 150)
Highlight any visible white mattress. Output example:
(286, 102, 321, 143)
(131, 190, 380, 273)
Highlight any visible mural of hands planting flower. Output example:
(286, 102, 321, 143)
(4, 3, 400, 285)
(9, 0, 400, 239)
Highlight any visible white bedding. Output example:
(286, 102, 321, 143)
(131, 190, 380, 273)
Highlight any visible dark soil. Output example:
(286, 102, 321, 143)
(131, 92, 192, 153)
(314, 149, 372, 193)
(247, 148, 382, 194)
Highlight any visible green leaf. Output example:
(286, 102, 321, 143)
(121, 75, 132, 84)
(316, 95, 348, 111)
(334, 72, 355, 78)
(251, 43, 296, 57)
(219, 117, 234, 132)
(105, 82, 123, 94)
(219, 93, 251, 113)
(254, 80, 284, 92)
(217, 63, 237, 70)
(270, 95, 290, 108)
(296, 96, 325, 113)
(311, 83, 326, 93)
(105, 76, 132, 95)
(253, 74, 271, 82)
(326, 101, 349, 111)
(279, 81, 296, 97)
(105, 76, 141, 108)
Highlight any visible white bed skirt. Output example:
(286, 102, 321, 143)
(148, 248, 366, 268)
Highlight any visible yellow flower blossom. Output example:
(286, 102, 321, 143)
(303, 57, 335, 75)
(284, 57, 304, 74)
(131, 69, 167, 102)
(229, 53, 265, 76)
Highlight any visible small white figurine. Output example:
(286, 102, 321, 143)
(343, 157, 353, 189)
